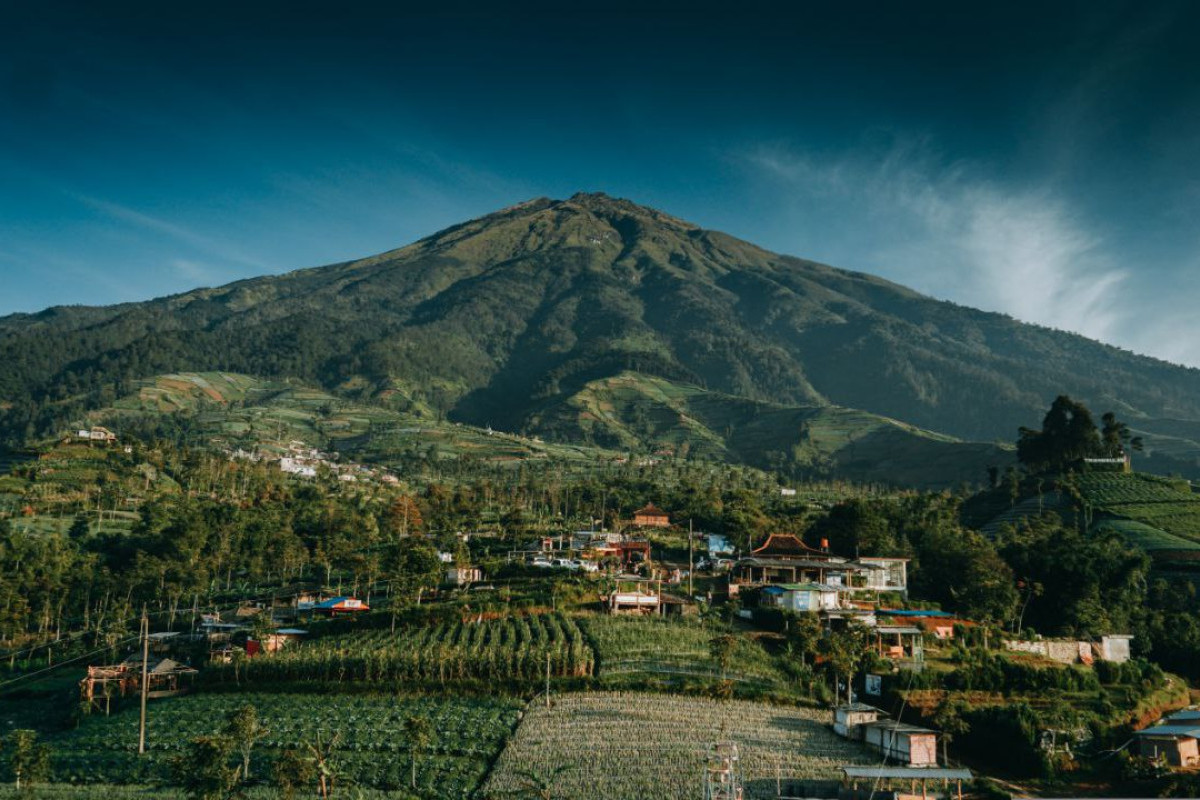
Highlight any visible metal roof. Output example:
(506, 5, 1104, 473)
(875, 625, 924, 635)
(878, 609, 956, 618)
(775, 582, 840, 592)
(737, 557, 857, 570)
(841, 766, 972, 780)
(1134, 725, 1200, 738)
(862, 720, 936, 734)
(1166, 710, 1200, 722)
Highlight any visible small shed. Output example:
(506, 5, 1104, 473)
(833, 703, 883, 738)
(874, 625, 925, 663)
(1098, 634, 1134, 663)
(1134, 724, 1200, 766)
(861, 720, 939, 767)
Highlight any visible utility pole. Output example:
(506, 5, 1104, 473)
(688, 518, 694, 597)
(138, 607, 150, 755)
(545, 652, 551, 708)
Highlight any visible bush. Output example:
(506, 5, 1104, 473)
(958, 703, 1052, 778)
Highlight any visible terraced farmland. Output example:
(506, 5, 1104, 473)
(46, 692, 520, 795)
(581, 615, 786, 685)
(209, 612, 595, 687)
(1076, 472, 1200, 546)
(1092, 519, 1200, 554)
(482, 692, 873, 800)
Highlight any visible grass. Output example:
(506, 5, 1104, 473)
(579, 614, 787, 686)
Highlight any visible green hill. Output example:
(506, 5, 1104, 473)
(4, 192, 1200, 482)
(539, 372, 1011, 487)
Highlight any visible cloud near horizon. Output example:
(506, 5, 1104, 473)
(740, 142, 1199, 368)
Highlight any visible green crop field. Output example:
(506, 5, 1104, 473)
(1076, 472, 1200, 545)
(1092, 519, 1200, 553)
(46, 692, 520, 796)
(580, 615, 786, 686)
(0, 788, 419, 799)
(481, 692, 873, 800)
(209, 612, 594, 688)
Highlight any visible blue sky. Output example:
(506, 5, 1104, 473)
(3, 1, 1200, 365)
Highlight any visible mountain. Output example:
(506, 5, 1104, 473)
(3, 191, 1200, 481)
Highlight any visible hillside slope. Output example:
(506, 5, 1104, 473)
(3, 192, 1200, 477)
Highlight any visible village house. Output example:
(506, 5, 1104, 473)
(1134, 724, 1200, 767)
(311, 596, 370, 616)
(76, 426, 118, 445)
(860, 719, 939, 767)
(632, 503, 671, 528)
(833, 703, 883, 738)
(258, 628, 308, 654)
(761, 582, 841, 612)
(1134, 708, 1200, 767)
(80, 655, 198, 712)
(834, 704, 943, 768)
(606, 578, 662, 614)
(446, 566, 483, 586)
(854, 557, 909, 596)
(729, 534, 863, 590)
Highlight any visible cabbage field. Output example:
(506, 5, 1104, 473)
(482, 692, 873, 800)
(45, 692, 521, 796)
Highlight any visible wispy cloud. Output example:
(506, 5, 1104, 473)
(70, 193, 273, 275)
(736, 139, 1165, 360)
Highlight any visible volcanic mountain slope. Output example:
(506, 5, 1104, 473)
(2, 192, 1200, 477)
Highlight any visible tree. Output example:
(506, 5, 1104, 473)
(386, 495, 424, 537)
(171, 734, 238, 800)
(224, 703, 267, 783)
(785, 612, 823, 667)
(1100, 412, 1143, 457)
(1016, 396, 1136, 473)
(708, 633, 738, 682)
(931, 696, 971, 766)
(998, 514, 1150, 637)
(819, 622, 871, 705)
(273, 748, 316, 800)
(4, 730, 49, 792)
(911, 525, 1018, 623)
(404, 715, 432, 790)
(307, 730, 341, 799)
